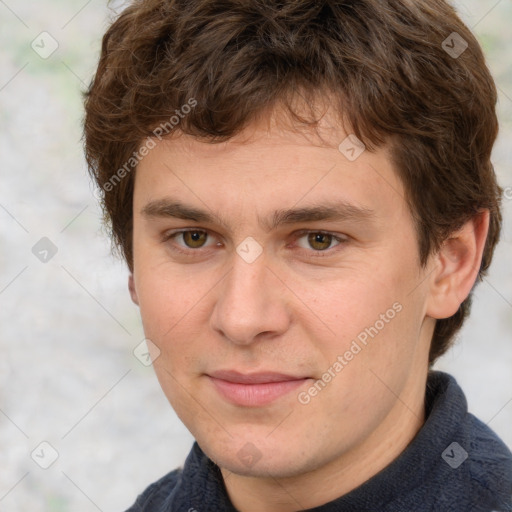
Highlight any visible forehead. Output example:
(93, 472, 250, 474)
(134, 109, 408, 232)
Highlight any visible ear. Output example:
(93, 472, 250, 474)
(425, 210, 490, 319)
(128, 273, 139, 305)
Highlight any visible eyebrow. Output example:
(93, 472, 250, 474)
(141, 198, 376, 232)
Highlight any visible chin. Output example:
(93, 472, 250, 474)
(199, 436, 318, 480)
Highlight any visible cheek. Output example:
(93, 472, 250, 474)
(135, 263, 217, 369)
(293, 270, 407, 345)
(136, 269, 186, 347)
(314, 280, 423, 410)
(293, 266, 423, 410)
(136, 274, 205, 411)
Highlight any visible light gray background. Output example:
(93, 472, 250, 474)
(0, 0, 511, 510)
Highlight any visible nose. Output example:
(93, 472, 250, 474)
(210, 251, 291, 346)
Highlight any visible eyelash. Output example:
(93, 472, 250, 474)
(161, 229, 348, 258)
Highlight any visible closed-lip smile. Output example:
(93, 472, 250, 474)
(207, 370, 310, 407)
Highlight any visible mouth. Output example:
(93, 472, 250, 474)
(206, 370, 311, 407)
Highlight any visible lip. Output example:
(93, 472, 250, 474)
(207, 370, 310, 407)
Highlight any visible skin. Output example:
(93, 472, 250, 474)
(128, 106, 489, 511)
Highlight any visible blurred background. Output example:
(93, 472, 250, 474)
(0, 0, 511, 510)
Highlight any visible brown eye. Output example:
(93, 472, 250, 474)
(307, 232, 334, 251)
(293, 230, 347, 257)
(182, 230, 208, 248)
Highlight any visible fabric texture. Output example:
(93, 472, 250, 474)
(126, 371, 512, 511)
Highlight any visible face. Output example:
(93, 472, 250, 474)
(129, 110, 436, 481)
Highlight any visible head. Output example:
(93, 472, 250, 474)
(83, 0, 502, 490)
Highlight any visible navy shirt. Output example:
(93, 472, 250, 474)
(126, 371, 512, 511)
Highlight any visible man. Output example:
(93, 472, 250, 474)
(83, 0, 512, 510)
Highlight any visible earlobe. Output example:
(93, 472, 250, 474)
(128, 273, 139, 305)
(425, 210, 490, 319)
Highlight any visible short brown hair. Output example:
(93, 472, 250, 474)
(83, 0, 503, 364)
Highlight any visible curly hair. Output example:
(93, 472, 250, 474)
(83, 0, 503, 364)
